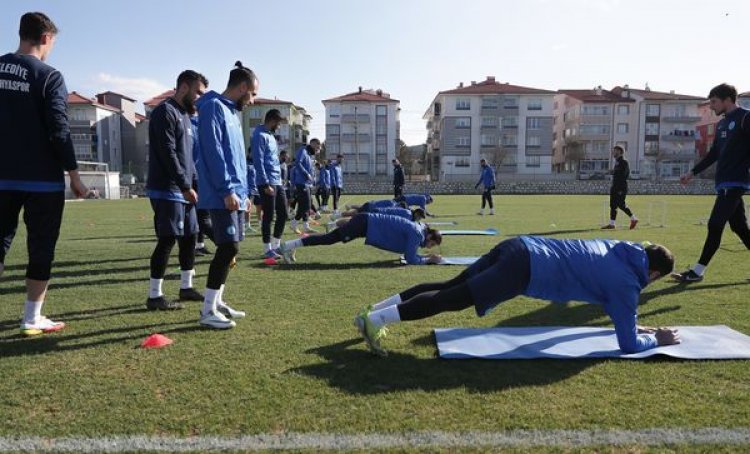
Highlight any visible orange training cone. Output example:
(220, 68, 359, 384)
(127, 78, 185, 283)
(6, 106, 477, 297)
(141, 333, 173, 349)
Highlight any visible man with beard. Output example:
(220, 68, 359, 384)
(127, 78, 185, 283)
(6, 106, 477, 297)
(253, 109, 288, 259)
(146, 70, 208, 310)
(290, 138, 321, 234)
(195, 61, 258, 329)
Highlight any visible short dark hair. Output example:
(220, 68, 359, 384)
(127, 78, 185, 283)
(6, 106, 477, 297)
(176, 70, 208, 90)
(265, 109, 284, 123)
(613, 145, 625, 153)
(228, 61, 257, 88)
(645, 244, 675, 277)
(19, 12, 58, 44)
(309, 138, 321, 145)
(708, 83, 737, 103)
(412, 208, 426, 220)
(425, 227, 442, 245)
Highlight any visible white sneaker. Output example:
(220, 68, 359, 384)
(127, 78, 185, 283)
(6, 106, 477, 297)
(477, 210, 484, 215)
(279, 242, 296, 264)
(199, 310, 236, 329)
(218, 303, 246, 319)
(489, 209, 495, 215)
(20, 316, 66, 336)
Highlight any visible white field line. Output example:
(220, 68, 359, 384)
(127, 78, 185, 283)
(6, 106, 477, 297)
(1, 428, 750, 452)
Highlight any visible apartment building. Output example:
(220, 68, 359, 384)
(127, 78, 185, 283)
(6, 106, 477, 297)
(423, 76, 556, 181)
(323, 87, 400, 176)
(67, 91, 123, 171)
(242, 98, 312, 154)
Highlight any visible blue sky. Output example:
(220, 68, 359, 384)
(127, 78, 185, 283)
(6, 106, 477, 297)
(2, 0, 748, 145)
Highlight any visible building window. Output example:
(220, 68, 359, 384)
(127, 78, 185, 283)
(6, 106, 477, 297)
(249, 107, 262, 118)
(646, 104, 660, 117)
(617, 104, 630, 115)
(455, 158, 470, 167)
(526, 156, 541, 167)
(581, 105, 609, 115)
(645, 122, 660, 135)
(328, 105, 340, 118)
(502, 134, 518, 146)
(579, 124, 609, 135)
(617, 123, 629, 134)
(503, 97, 519, 108)
(327, 124, 340, 135)
(527, 98, 543, 110)
(481, 134, 495, 147)
(455, 117, 471, 129)
(481, 116, 496, 127)
(456, 98, 471, 110)
(456, 137, 470, 148)
(645, 141, 659, 153)
(503, 116, 518, 128)
(481, 97, 498, 109)
(527, 118, 541, 130)
(527, 136, 541, 147)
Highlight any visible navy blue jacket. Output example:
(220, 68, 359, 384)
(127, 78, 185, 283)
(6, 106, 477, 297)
(246, 160, 258, 196)
(0, 53, 77, 191)
(611, 157, 629, 191)
(692, 107, 750, 191)
(520, 236, 656, 353)
(146, 98, 196, 202)
(292, 146, 314, 186)
(393, 164, 405, 186)
(364, 213, 427, 265)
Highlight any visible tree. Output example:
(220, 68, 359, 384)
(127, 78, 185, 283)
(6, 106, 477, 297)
(482, 146, 507, 173)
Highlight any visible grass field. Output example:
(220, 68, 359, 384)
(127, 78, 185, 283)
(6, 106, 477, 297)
(1, 194, 750, 452)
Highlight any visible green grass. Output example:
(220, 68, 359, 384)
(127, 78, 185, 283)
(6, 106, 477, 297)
(1, 195, 749, 449)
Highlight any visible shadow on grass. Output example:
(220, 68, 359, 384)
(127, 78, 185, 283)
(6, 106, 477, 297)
(525, 227, 602, 236)
(0, 304, 147, 330)
(247, 260, 400, 271)
(67, 234, 153, 241)
(0, 276, 146, 295)
(0, 321, 204, 357)
(2, 256, 148, 272)
(291, 338, 595, 394)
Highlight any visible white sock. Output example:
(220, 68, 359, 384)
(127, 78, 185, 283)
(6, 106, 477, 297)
(202, 288, 220, 315)
(149, 278, 163, 298)
(264, 242, 273, 252)
(196, 242, 205, 249)
(272, 237, 281, 249)
(609, 219, 616, 226)
(23, 300, 43, 324)
(692, 264, 706, 276)
(286, 238, 304, 250)
(631, 215, 638, 221)
(368, 305, 401, 327)
(217, 284, 227, 306)
(372, 293, 402, 311)
(180, 269, 194, 290)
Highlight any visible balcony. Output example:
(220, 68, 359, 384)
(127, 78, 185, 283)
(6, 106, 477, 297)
(662, 115, 701, 123)
(341, 114, 370, 124)
(70, 119, 95, 127)
(341, 133, 371, 143)
(480, 123, 498, 130)
(661, 131, 696, 141)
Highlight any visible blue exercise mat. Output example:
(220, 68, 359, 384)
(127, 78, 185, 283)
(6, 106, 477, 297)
(427, 221, 458, 226)
(439, 228, 498, 236)
(400, 256, 479, 265)
(434, 325, 750, 360)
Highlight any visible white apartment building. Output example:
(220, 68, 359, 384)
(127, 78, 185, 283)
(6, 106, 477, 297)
(67, 91, 123, 172)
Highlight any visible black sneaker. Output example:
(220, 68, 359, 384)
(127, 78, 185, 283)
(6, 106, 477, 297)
(671, 269, 703, 283)
(195, 246, 212, 256)
(146, 296, 184, 311)
(178, 287, 204, 301)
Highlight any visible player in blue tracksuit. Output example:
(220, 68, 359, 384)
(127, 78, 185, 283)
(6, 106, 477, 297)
(397, 193, 434, 211)
(279, 213, 443, 265)
(325, 206, 426, 233)
(291, 139, 320, 233)
(146, 70, 207, 311)
(475, 159, 496, 215)
(315, 161, 331, 212)
(330, 154, 344, 213)
(253, 109, 288, 258)
(355, 236, 681, 356)
(675, 83, 750, 282)
(195, 61, 257, 329)
(0, 13, 88, 336)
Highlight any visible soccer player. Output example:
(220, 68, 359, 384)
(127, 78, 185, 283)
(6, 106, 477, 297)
(602, 145, 637, 230)
(278, 213, 442, 265)
(393, 159, 405, 199)
(315, 161, 331, 213)
(0, 12, 88, 336)
(195, 61, 257, 329)
(475, 159, 496, 215)
(253, 109, 288, 259)
(146, 70, 207, 310)
(354, 236, 680, 356)
(673, 83, 750, 282)
(330, 154, 344, 214)
(190, 115, 215, 256)
(291, 138, 320, 234)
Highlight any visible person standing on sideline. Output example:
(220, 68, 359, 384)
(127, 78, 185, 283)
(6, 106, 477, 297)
(673, 83, 750, 282)
(475, 159, 496, 215)
(602, 145, 637, 230)
(315, 161, 331, 213)
(253, 109, 288, 259)
(354, 236, 680, 357)
(0, 12, 88, 336)
(291, 138, 320, 234)
(196, 61, 258, 329)
(330, 154, 344, 214)
(393, 159, 405, 199)
(146, 70, 207, 310)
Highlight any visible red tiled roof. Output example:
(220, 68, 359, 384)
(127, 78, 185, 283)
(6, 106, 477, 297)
(439, 78, 555, 95)
(323, 89, 399, 103)
(144, 90, 175, 107)
(96, 90, 137, 102)
(67, 91, 121, 112)
(611, 86, 704, 101)
(558, 89, 634, 103)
